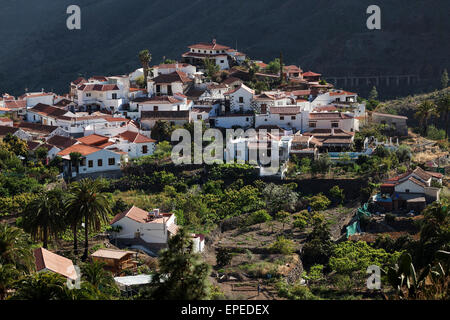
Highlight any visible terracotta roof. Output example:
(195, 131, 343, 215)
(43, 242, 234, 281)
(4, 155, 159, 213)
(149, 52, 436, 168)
(309, 112, 353, 120)
(270, 106, 301, 114)
(110, 206, 172, 225)
(34, 248, 77, 280)
(254, 62, 268, 69)
(401, 176, 427, 188)
(426, 171, 443, 179)
(132, 96, 182, 104)
(330, 90, 356, 96)
(224, 84, 255, 95)
(413, 167, 432, 181)
(54, 99, 73, 107)
(141, 110, 190, 120)
(0, 117, 12, 123)
(71, 77, 86, 85)
(46, 135, 78, 149)
(313, 105, 338, 112)
(57, 144, 102, 156)
(0, 125, 19, 136)
(77, 134, 110, 146)
(15, 122, 58, 134)
(287, 90, 311, 96)
(28, 103, 68, 117)
(4, 100, 26, 109)
(154, 63, 191, 69)
(88, 76, 108, 82)
(302, 71, 321, 77)
(26, 141, 41, 151)
(77, 84, 119, 91)
(152, 70, 191, 84)
(20, 92, 54, 99)
(167, 223, 179, 235)
(115, 131, 156, 143)
(221, 77, 243, 86)
(91, 248, 134, 260)
(188, 42, 230, 50)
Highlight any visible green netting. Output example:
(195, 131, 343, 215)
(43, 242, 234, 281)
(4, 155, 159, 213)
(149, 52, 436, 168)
(346, 221, 360, 238)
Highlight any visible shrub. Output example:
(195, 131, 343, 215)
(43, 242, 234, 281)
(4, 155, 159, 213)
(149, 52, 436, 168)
(247, 209, 272, 226)
(216, 247, 233, 267)
(269, 236, 296, 255)
(308, 194, 331, 211)
(306, 264, 324, 282)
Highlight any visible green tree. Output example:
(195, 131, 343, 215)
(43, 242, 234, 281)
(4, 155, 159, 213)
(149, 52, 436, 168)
(248, 209, 272, 228)
(81, 260, 119, 296)
(312, 154, 332, 174)
(142, 228, 210, 300)
(3, 133, 27, 157)
(275, 211, 290, 231)
(329, 185, 345, 205)
(269, 236, 296, 254)
(69, 152, 83, 177)
(266, 58, 281, 75)
(436, 93, 450, 138)
(0, 223, 34, 274)
(263, 183, 298, 213)
(0, 263, 18, 300)
(150, 120, 174, 142)
(10, 272, 69, 300)
(216, 247, 232, 267)
(415, 100, 437, 135)
(22, 188, 66, 249)
(138, 49, 152, 88)
(204, 57, 220, 79)
(369, 86, 378, 101)
(65, 178, 112, 261)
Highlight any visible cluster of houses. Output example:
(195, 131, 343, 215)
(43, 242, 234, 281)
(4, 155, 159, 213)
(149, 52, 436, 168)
(0, 39, 370, 178)
(32, 205, 204, 295)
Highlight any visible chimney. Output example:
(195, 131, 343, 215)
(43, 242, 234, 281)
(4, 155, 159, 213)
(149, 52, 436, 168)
(153, 208, 160, 217)
(212, 38, 217, 46)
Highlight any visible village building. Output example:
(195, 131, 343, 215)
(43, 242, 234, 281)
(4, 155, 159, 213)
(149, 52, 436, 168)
(147, 70, 193, 97)
(33, 247, 78, 281)
(0, 125, 31, 141)
(181, 40, 232, 70)
(91, 248, 137, 275)
(375, 167, 443, 212)
(371, 112, 408, 136)
(112, 131, 156, 158)
(152, 62, 196, 78)
(19, 92, 56, 109)
(110, 206, 179, 252)
(303, 128, 355, 152)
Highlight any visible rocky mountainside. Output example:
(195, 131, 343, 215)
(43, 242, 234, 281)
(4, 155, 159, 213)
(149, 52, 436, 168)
(0, 0, 448, 97)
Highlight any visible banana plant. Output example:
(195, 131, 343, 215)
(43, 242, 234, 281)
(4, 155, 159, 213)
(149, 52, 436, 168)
(383, 252, 430, 299)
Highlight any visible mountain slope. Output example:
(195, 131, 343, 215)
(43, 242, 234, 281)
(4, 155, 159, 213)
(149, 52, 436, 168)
(0, 0, 448, 96)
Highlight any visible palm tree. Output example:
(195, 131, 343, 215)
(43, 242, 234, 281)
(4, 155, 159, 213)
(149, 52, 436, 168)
(65, 178, 112, 261)
(81, 260, 119, 296)
(415, 100, 437, 135)
(22, 189, 65, 249)
(0, 223, 34, 274)
(69, 151, 82, 178)
(436, 93, 450, 139)
(10, 272, 68, 300)
(138, 49, 152, 89)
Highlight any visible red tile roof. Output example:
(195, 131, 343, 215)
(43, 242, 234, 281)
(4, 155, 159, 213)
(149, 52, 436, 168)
(77, 134, 109, 146)
(115, 131, 156, 143)
(188, 42, 230, 50)
(77, 84, 119, 91)
(152, 70, 191, 84)
(34, 248, 77, 280)
(302, 71, 321, 77)
(57, 144, 102, 156)
(110, 206, 172, 225)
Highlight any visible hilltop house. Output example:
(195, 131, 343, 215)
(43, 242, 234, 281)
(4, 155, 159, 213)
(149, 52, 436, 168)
(112, 131, 156, 158)
(19, 92, 55, 109)
(181, 40, 232, 70)
(152, 62, 196, 78)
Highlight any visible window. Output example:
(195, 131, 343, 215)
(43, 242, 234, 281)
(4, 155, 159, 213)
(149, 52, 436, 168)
(142, 145, 148, 154)
(97, 159, 103, 167)
(405, 189, 410, 193)
(331, 122, 339, 128)
(108, 158, 115, 165)
(239, 97, 244, 103)
(220, 60, 225, 64)
(167, 85, 172, 95)
(197, 115, 202, 120)
(156, 85, 161, 93)
(309, 122, 317, 128)
(154, 106, 158, 111)
(86, 93, 91, 97)
(88, 160, 93, 168)
(291, 116, 296, 120)
(280, 116, 284, 120)
(80, 158, 86, 166)
(112, 93, 117, 99)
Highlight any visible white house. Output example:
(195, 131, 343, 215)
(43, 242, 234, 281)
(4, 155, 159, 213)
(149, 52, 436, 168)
(110, 206, 178, 245)
(19, 92, 55, 109)
(26, 103, 75, 125)
(181, 40, 231, 70)
(76, 83, 127, 113)
(147, 70, 193, 97)
(58, 143, 123, 178)
(307, 112, 359, 132)
(152, 63, 196, 78)
(112, 131, 156, 158)
(225, 84, 255, 114)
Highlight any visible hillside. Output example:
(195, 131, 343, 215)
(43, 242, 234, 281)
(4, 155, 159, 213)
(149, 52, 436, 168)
(0, 0, 449, 97)
(376, 87, 450, 129)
